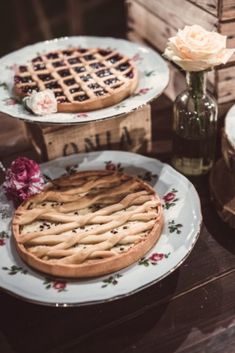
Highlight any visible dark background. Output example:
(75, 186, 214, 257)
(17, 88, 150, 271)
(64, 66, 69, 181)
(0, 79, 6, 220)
(0, 0, 126, 57)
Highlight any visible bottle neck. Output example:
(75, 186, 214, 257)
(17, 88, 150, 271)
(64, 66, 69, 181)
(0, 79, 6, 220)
(186, 71, 206, 98)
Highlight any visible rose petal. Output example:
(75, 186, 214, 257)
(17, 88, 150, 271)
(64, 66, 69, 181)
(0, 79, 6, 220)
(164, 24, 235, 71)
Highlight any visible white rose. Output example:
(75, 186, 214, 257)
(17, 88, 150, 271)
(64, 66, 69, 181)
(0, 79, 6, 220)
(24, 89, 57, 115)
(164, 24, 235, 71)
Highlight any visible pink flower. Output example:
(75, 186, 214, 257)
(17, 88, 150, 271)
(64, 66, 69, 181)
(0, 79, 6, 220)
(3, 98, 18, 106)
(76, 113, 88, 118)
(132, 53, 142, 62)
(163, 192, 175, 202)
(3, 157, 44, 203)
(24, 89, 57, 115)
(149, 253, 164, 262)
(139, 88, 150, 95)
(0, 239, 5, 246)
(164, 25, 235, 71)
(53, 281, 66, 291)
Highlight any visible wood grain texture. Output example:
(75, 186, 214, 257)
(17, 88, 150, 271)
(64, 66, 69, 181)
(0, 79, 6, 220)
(127, 0, 235, 105)
(27, 105, 152, 160)
(210, 158, 235, 228)
(220, 0, 235, 20)
(1, 98, 235, 353)
(189, 0, 218, 16)
(131, 0, 217, 31)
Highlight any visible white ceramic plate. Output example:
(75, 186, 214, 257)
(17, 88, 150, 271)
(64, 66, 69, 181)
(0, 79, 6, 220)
(0, 36, 169, 125)
(225, 104, 235, 148)
(0, 151, 201, 306)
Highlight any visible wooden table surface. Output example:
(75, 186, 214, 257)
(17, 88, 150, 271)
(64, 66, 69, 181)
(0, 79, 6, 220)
(0, 98, 235, 353)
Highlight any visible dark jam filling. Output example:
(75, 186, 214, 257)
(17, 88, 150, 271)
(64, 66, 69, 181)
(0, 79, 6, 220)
(77, 48, 87, 54)
(125, 70, 134, 79)
(45, 81, 61, 89)
(80, 74, 92, 82)
(32, 56, 43, 63)
(96, 69, 111, 78)
(104, 77, 119, 85)
(52, 61, 65, 68)
(116, 62, 130, 71)
(58, 69, 70, 77)
(38, 73, 54, 81)
(19, 65, 27, 73)
(57, 97, 69, 103)
(73, 66, 86, 73)
(54, 91, 63, 97)
(70, 87, 81, 94)
(64, 78, 76, 86)
(73, 94, 89, 101)
(107, 54, 122, 64)
(88, 83, 100, 90)
(62, 50, 73, 56)
(21, 85, 39, 94)
(68, 57, 81, 65)
(90, 62, 104, 69)
(95, 89, 107, 96)
(47, 52, 59, 60)
(98, 49, 112, 56)
(15, 75, 33, 84)
(83, 54, 95, 61)
(33, 63, 46, 71)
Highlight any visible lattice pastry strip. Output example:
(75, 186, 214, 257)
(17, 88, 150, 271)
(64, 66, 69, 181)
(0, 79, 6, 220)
(13, 171, 163, 278)
(14, 47, 138, 112)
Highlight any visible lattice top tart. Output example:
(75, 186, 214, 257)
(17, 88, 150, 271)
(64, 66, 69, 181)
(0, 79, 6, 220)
(13, 48, 138, 112)
(12, 170, 163, 278)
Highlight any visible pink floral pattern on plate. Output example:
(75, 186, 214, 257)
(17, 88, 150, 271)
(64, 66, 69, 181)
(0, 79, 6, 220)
(132, 87, 152, 97)
(131, 53, 143, 62)
(163, 188, 179, 209)
(105, 161, 124, 172)
(43, 278, 67, 292)
(3, 98, 18, 106)
(76, 113, 89, 118)
(139, 252, 171, 266)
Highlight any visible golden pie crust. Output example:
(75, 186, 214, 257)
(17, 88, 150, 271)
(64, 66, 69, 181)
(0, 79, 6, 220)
(14, 47, 138, 112)
(12, 170, 163, 278)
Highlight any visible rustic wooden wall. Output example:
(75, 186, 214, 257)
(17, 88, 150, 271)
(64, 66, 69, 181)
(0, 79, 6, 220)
(127, 0, 235, 110)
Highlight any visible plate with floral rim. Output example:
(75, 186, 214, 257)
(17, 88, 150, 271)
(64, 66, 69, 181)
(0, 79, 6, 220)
(0, 36, 169, 125)
(0, 151, 201, 306)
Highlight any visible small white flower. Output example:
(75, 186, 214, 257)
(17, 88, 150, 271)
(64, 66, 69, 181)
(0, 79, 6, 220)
(164, 25, 235, 71)
(24, 89, 57, 115)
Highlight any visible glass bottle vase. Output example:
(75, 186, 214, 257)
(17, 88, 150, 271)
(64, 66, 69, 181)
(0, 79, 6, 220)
(171, 71, 218, 176)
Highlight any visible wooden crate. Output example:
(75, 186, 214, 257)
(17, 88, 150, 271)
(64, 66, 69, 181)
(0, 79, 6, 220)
(127, 0, 235, 111)
(27, 105, 152, 161)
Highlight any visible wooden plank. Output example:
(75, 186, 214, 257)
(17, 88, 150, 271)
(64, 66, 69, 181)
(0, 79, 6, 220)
(1, 99, 235, 353)
(217, 66, 235, 103)
(128, 1, 235, 104)
(128, 1, 176, 53)
(220, 0, 235, 20)
(210, 158, 235, 228)
(128, 1, 235, 63)
(27, 105, 152, 160)
(219, 21, 235, 63)
(2, 260, 235, 353)
(188, 0, 218, 16)
(133, 0, 217, 31)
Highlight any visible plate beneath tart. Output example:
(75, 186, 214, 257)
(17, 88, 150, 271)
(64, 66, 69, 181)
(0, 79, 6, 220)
(0, 151, 202, 306)
(0, 36, 169, 124)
